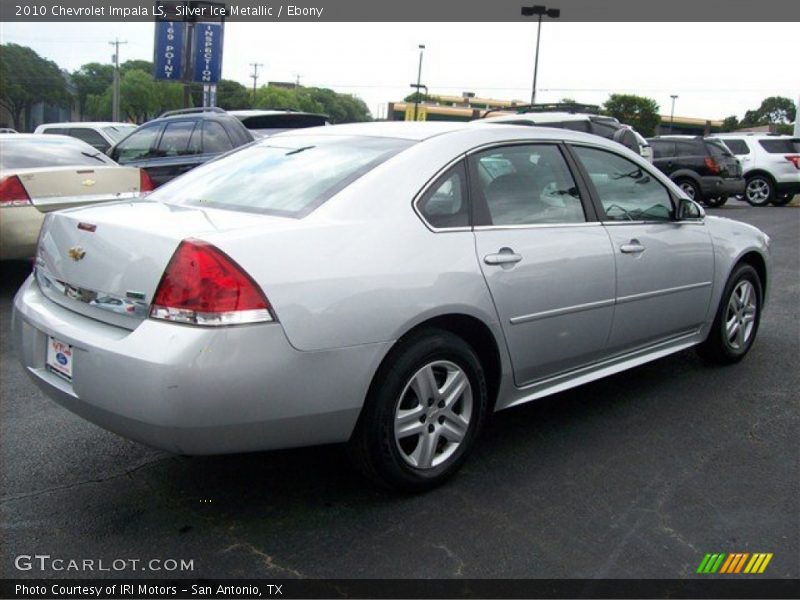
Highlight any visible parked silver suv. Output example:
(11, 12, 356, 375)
(708, 133, 800, 206)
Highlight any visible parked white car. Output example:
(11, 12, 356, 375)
(34, 122, 137, 154)
(708, 133, 800, 206)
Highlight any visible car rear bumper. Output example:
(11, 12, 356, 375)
(13, 275, 389, 455)
(699, 177, 745, 197)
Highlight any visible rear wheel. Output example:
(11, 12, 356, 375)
(676, 178, 701, 202)
(703, 196, 728, 208)
(348, 329, 488, 492)
(744, 175, 774, 207)
(697, 264, 762, 364)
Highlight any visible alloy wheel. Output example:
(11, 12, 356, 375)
(746, 178, 770, 205)
(725, 280, 757, 350)
(393, 360, 473, 469)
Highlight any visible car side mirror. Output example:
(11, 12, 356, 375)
(677, 197, 704, 221)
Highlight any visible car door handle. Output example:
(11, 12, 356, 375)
(484, 249, 523, 265)
(620, 241, 646, 254)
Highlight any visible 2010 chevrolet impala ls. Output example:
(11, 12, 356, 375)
(13, 122, 770, 491)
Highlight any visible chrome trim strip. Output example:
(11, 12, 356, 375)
(474, 222, 600, 231)
(509, 298, 615, 324)
(616, 281, 712, 305)
(31, 191, 141, 208)
(35, 267, 149, 318)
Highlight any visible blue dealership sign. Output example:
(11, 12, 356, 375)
(154, 20, 186, 80)
(192, 23, 223, 84)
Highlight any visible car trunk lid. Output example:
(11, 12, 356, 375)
(34, 199, 286, 329)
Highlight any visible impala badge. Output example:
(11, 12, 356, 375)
(68, 246, 86, 261)
(81, 179, 96, 187)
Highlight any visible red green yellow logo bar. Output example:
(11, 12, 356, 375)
(697, 553, 773, 574)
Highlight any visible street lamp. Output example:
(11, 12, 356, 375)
(670, 94, 679, 134)
(521, 5, 560, 105)
(411, 44, 426, 121)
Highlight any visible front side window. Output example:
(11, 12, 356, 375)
(157, 120, 198, 157)
(572, 145, 673, 222)
(471, 144, 585, 226)
(113, 125, 162, 163)
(416, 162, 469, 229)
(720, 139, 750, 155)
(151, 135, 413, 218)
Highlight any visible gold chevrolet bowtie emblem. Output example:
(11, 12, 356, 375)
(81, 179, 96, 187)
(68, 246, 86, 261)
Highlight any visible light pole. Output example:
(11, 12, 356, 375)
(413, 44, 425, 121)
(521, 5, 560, 105)
(250, 63, 264, 105)
(670, 94, 679, 134)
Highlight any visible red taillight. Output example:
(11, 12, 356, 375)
(703, 157, 720, 174)
(785, 155, 800, 170)
(139, 169, 155, 194)
(0, 175, 31, 206)
(150, 239, 272, 326)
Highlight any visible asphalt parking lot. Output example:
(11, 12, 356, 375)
(0, 202, 797, 580)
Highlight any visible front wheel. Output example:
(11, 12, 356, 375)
(348, 329, 488, 492)
(744, 175, 774, 207)
(697, 264, 762, 364)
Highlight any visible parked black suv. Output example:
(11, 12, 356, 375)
(646, 136, 744, 207)
(108, 107, 254, 188)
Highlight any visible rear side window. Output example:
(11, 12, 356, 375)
(759, 138, 800, 153)
(153, 135, 413, 218)
(0, 138, 114, 169)
(69, 128, 108, 151)
(720, 139, 750, 155)
(416, 162, 469, 229)
(556, 120, 591, 133)
(114, 125, 162, 162)
(201, 121, 234, 154)
(471, 144, 585, 226)
(590, 121, 618, 140)
(41, 127, 68, 135)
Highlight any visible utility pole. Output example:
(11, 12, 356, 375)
(294, 73, 302, 88)
(109, 38, 128, 122)
(670, 94, 679, 134)
(413, 44, 425, 121)
(249, 62, 264, 104)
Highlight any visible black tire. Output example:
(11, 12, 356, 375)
(744, 174, 775, 207)
(697, 264, 762, 365)
(348, 328, 488, 492)
(771, 193, 794, 207)
(703, 196, 728, 208)
(676, 178, 701, 203)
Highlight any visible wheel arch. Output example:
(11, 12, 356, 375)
(736, 250, 769, 304)
(744, 169, 777, 186)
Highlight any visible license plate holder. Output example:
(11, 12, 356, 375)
(46, 336, 73, 381)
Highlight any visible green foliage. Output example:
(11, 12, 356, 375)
(84, 69, 183, 122)
(121, 60, 153, 76)
(192, 79, 252, 110)
(0, 43, 70, 130)
(255, 86, 371, 123)
(740, 96, 796, 128)
(602, 93, 660, 137)
(720, 115, 740, 132)
(72, 62, 114, 118)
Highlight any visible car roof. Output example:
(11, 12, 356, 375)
(1, 133, 87, 142)
(479, 112, 592, 124)
(270, 121, 635, 150)
(229, 109, 328, 118)
(36, 122, 134, 128)
(710, 132, 797, 139)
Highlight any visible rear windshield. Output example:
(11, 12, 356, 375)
(759, 138, 800, 153)
(0, 137, 114, 169)
(154, 135, 413, 218)
(103, 125, 137, 142)
(238, 114, 329, 130)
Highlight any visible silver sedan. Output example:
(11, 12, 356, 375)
(13, 122, 770, 491)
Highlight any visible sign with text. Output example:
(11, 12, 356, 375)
(192, 22, 223, 83)
(153, 20, 185, 80)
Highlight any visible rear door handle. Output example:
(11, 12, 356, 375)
(620, 240, 646, 254)
(484, 249, 523, 265)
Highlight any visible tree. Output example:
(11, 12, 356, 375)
(0, 44, 70, 130)
(72, 62, 114, 119)
(721, 115, 740, 132)
(740, 96, 796, 129)
(192, 79, 252, 110)
(254, 85, 371, 122)
(602, 93, 660, 137)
